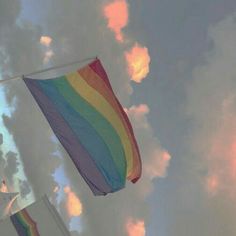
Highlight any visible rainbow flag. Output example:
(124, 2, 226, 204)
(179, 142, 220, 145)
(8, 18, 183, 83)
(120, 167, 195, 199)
(23, 59, 141, 195)
(0, 192, 19, 220)
(0, 196, 70, 236)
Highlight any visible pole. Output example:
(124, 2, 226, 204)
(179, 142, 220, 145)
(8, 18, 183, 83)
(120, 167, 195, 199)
(0, 56, 96, 84)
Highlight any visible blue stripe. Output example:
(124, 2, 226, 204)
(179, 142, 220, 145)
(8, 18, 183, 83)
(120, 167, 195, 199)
(11, 214, 28, 236)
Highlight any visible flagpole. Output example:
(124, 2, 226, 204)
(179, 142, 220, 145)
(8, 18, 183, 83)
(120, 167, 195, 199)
(0, 56, 97, 84)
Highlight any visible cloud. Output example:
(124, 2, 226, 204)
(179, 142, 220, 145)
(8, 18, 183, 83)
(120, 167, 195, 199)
(125, 104, 171, 181)
(0, 136, 22, 194)
(40, 35, 52, 47)
(0, 134, 5, 178)
(53, 185, 59, 193)
(0, 0, 21, 33)
(43, 49, 54, 64)
(0, 25, 44, 77)
(64, 186, 82, 217)
(18, 179, 31, 199)
(126, 218, 146, 236)
(202, 97, 236, 197)
(0, 133, 3, 145)
(125, 43, 151, 83)
(103, 0, 129, 42)
(40, 36, 54, 64)
(205, 174, 219, 196)
(2, 84, 61, 199)
(0, 132, 32, 200)
(4, 151, 19, 185)
(0, 1, 65, 210)
(186, 13, 236, 199)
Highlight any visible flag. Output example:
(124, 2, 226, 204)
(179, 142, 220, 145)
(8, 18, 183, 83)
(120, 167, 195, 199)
(23, 59, 141, 195)
(0, 192, 18, 220)
(0, 195, 70, 235)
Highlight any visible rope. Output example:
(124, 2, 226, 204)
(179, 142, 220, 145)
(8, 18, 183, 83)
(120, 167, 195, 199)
(0, 56, 96, 84)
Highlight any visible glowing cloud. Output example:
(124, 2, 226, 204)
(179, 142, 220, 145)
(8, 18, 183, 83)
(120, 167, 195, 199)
(125, 43, 151, 83)
(64, 186, 82, 217)
(103, 0, 129, 42)
(126, 218, 146, 236)
(40, 36, 52, 47)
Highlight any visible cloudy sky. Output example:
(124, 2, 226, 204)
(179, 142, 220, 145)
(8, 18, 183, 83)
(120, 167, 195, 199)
(1, 0, 236, 235)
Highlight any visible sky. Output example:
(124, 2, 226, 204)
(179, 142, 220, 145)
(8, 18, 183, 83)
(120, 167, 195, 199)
(1, 0, 236, 235)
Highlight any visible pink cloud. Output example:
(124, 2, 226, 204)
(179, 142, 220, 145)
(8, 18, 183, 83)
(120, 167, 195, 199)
(103, 0, 129, 42)
(145, 150, 171, 180)
(204, 111, 236, 197)
(126, 218, 146, 236)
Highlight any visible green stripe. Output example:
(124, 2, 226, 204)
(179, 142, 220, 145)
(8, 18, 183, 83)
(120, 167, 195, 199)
(15, 214, 30, 235)
(53, 77, 127, 180)
(16, 214, 29, 229)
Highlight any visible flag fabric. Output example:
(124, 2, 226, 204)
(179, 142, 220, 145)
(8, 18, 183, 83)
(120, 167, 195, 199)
(0, 195, 70, 236)
(23, 59, 141, 195)
(0, 192, 18, 220)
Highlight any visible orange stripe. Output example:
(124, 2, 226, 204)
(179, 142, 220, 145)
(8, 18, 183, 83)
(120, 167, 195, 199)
(20, 210, 40, 235)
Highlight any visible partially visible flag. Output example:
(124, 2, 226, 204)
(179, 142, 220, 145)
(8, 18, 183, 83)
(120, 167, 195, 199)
(0, 195, 70, 235)
(0, 191, 18, 220)
(23, 59, 142, 195)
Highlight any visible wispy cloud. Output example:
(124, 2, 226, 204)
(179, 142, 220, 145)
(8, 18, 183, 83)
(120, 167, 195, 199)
(186, 13, 236, 198)
(43, 49, 54, 64)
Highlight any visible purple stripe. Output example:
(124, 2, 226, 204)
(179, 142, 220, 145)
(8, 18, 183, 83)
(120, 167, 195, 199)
(24, 78, 112, 195)
(10, 215, 26, 236)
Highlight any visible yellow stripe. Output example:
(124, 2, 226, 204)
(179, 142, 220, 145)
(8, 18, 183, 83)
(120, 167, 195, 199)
(66, 72, 133, 176)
